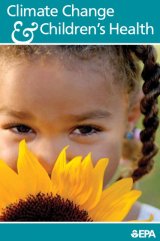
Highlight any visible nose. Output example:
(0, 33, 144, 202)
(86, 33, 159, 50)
(28, 139, 67, 175)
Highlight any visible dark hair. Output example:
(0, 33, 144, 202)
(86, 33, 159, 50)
(127, 46, 160, 181)
(0, 45, 159, 182)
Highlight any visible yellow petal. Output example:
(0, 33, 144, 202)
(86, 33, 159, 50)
(98, 178, 133, 207)
(82, 153, 93, 170)
(65, 154, 95, 199)
(56, 156, 82, 199)
(0, 159, 26, 212)
(17, 140, 53, 195)
(51, 146, 68, 180)
(74, 153, 94, 205)
(89, 178, 134, 217)
(77, 153, 94, 198)
(90, 190, 141, 221)
(81, 158, 109, 211)
(74, 156, 108, 210)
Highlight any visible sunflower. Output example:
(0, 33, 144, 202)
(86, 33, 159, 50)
(0, 140, 141, 222)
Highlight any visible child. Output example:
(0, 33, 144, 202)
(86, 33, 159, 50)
(0, 45, 159, 221)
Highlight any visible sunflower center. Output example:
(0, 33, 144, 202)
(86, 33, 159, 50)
(0, 193, 92, 222)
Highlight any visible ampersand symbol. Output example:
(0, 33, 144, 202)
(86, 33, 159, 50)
(11, 21, 38, 44)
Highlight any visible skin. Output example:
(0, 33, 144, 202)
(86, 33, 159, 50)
(0, 56, 140, 219)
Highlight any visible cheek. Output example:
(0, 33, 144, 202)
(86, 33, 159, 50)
(88, 139, 122, 186)
(106, 140, 122, 183)
(103, 152, 120, 185)
(0, 133, 19, 171)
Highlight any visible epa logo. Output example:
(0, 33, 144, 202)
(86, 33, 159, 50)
(131, 230, 156, 238)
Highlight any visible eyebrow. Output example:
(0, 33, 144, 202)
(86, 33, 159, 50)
(0, 107, 111, 122)
(0, 107, 35, 120)
(66, 110, 112, 122)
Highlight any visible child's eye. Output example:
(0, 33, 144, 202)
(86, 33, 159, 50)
(5, 124, 34, 135)
(72, 125, 102, 136)
(13, 125, 33, 134)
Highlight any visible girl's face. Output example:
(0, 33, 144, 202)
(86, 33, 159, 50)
(0, 57, 129, 185)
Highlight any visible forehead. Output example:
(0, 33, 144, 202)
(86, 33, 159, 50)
(0, 57, 126, 119)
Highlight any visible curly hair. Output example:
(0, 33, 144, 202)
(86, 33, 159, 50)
(127, 46, 160, 181)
